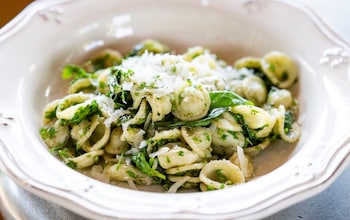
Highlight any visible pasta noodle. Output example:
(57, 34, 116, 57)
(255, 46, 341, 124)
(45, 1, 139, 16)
(40, 39, 300, 192)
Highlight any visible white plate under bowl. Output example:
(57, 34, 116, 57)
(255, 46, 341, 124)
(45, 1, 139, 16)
(1, 0, 350, 219)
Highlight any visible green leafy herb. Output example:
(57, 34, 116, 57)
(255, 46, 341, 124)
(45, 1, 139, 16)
(218, 128, 227, 140)
(62, 65, 90, 80)
(215, 169, 228, 183)
(281, 71, 289, 81)
(155, 107, 226, 128)
(105, 68, 134, 107)
(44, 108, 57, 120)
(49, 144, 65, 153)
(204, 133, 211, 141)
(70, 100, 99, 124)
(127, 170, 139, 179)
(39, 127, 56, 139)
(209, 91, 254, 111)
(66, 160, 77, 169)
(115, 153, 125, 171)
(111, 68, 134, 80)
(284, 111, 294, 134)
(154, 91, 252, 129)
(207, 185, 216, 191)
(234, 114, 261, 146)
(192, 136, 201, 143)
(131, 151, 166, 180)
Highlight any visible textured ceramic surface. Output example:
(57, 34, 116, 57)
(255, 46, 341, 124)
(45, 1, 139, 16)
(1, 0, 350, 219)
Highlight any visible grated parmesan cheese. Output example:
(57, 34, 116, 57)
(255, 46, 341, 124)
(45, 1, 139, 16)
(120, 52, 229, 96)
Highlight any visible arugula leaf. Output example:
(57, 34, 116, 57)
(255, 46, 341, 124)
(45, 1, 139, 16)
(105, 68, 134, 107)
(209, 91, 254, 110)
(70, 100, 99, 124)
(131, 151, 166, 180)
(155, 91, 252, 128)
(233, 114, 261, 146)
(155, 107, 226, 128)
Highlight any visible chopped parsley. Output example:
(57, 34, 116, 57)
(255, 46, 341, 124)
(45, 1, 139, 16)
(127, 170, 139, 179)
(62, 65, 92, 81)
(40, 127, 56, 139)
(70, 100, 99, 124)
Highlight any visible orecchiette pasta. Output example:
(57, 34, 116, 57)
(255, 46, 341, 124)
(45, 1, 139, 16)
(108, 164, 154, 185)
(68, 78, 95, 94)
(243, 138, 271, 157)
(261, 51, 298, 89)
(242, 75, 267, 106)
(68, 149, 104, 169)
(55, 93, 94, 120)
(209, 123, 246, 158)
(229, 146, 254, 179)
(230, 105, 272, 130)
(172, 82, 211, 121)
(234, 56, 262, 70)
(146, 94, 172, 122)
(157, 145, 201, 169)
(120, 127, 145, 147)
(267, 87, 294, 109)
(165, 162, 205, 175)
(70, 114, 100, 146)
(40, 40, 300, 192)
(273, 105, 301, 143)
(41, 119, 69, 148)
(105, 127, 129, 154)
(199, 160, 245, 190)
(181, 127, 212, 158)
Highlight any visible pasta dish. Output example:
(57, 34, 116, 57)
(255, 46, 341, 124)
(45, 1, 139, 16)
(40, 40, 300, 192)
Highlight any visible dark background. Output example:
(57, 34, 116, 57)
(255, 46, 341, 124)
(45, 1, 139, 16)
(0, 1, 33, 27)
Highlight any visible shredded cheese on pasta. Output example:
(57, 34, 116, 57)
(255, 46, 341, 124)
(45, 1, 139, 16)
(40, 40, 300, 192)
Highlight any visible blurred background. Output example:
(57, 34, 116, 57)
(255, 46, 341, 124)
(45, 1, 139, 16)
(0, 0, 33, 27)
(0, 0, 348, 41)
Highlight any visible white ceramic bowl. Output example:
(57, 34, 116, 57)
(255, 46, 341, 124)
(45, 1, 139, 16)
(1, 0, 350, 219)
